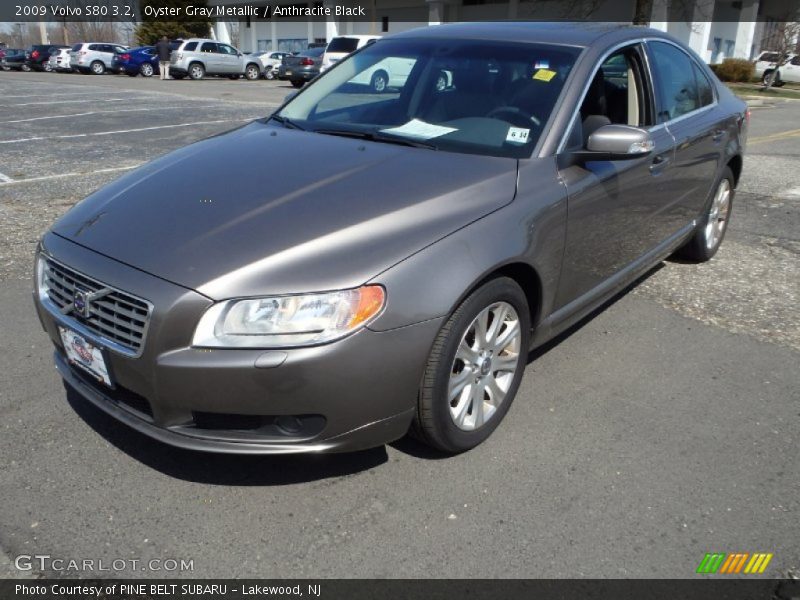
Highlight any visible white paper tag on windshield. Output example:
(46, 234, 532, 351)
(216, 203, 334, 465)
(381, 119, 457, 139)
(506, 127, 530, 144)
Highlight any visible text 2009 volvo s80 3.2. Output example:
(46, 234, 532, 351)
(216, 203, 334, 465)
(34, 23, 747, 454)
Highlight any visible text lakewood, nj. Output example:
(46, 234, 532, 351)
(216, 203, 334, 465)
(143, 4, 367, 18)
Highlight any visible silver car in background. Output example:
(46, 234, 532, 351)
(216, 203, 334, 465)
(170, 39, 263, 80)
(47, 48, 72, 72)
(70, 42, 128, 75)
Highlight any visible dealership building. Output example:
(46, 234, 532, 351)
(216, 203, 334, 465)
(208, 0, 794, 62)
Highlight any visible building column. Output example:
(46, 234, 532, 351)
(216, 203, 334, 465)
(215, 22, 231, 45)
(250, 19, 257, 52)
(687, 0, 715, 62)
(428, 0, 444, 25)
(648, 0, 669, 32)
(324, 0, 339, 41)
(270, 19, 277, 51)
(734, 0, 759, 59)
(507, 0, 518, 19)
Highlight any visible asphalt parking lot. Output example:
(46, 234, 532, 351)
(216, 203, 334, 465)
(0, 71, 798, 579)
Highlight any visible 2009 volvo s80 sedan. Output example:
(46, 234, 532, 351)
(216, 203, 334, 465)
(34, 23, 747, 454)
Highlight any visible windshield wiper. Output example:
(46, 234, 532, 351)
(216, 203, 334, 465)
(313, 128, 436, 150)
(269, 115, 306, 131)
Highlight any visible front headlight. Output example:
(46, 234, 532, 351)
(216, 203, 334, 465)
(191, 285, 385, 348)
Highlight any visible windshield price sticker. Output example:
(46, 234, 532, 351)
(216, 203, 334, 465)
(506, 127, 530, 144)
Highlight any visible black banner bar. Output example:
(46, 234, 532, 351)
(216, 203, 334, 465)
(1, 0, 799, 23)
(2, 579, 800, 600)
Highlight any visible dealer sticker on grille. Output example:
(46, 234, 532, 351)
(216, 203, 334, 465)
(58, 327, 112, 386)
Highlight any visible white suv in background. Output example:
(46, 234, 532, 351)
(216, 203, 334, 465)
(170, 39, 263, 80)
(321, 35, 380, 71)
(70, 42, 127, 75)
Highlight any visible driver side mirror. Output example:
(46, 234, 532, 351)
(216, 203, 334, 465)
(562, 124, 654, 166)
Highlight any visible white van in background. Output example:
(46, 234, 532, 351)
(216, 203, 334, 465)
(321, 35, 380, 71)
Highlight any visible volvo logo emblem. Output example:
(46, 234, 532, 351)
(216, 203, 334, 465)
(60, 287, 113, 319)
(73, 289, 90, 319)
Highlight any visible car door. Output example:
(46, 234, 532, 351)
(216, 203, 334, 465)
(217, 44, 241, 73)
(782, 55, 800, 83)
(645, 40, 723, 233)
(553, 43, 678, 308)
(200, 42, 220, 72)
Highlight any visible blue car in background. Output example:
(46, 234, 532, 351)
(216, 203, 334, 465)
(112, 46, 159, 77)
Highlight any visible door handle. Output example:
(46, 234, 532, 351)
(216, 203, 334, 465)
(650, 153, 671, 173)
(712, 129, 725, 143)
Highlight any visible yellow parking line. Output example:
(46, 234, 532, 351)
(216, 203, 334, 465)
(749, 128, 800, 144)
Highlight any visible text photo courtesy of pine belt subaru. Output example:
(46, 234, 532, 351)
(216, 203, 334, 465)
(33, 23, 747, 455)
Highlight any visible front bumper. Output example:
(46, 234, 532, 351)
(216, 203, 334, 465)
(35, 234, 441, 454)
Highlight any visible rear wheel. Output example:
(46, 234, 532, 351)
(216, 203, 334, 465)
(290, 79, 304, 88)
(675, 166, 734, 262)
(188, 62, 205, 80)
(265, 69, 275, 80)
(413, 277, 530, 453)
(90, 60, 105, 75)
(21, 63, 31, 72)
(139, 62, 154, 77)
(43, 62, 53, 72)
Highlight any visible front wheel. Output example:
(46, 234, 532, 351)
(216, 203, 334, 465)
(413, 277, 530, 453)
(675, 166, 734, 262)
(370, 70, 388, 93)
(265, 69, 275, 80)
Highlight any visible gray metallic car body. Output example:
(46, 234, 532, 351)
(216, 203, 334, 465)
(34, 23, 747, 454)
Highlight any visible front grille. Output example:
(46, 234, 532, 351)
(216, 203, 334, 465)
(42, 257, 151, 355)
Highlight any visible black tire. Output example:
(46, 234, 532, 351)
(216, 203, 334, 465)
(675, 166, 735, 262)
(370, 70, 389, 93)
(90, 60, 105, 75)
(188, 62, 205, 80)
(413, 277, 531, 453)
(139, 62, 154, 77)
(244, 63, 260, 80)
(290, 79, 304, 88)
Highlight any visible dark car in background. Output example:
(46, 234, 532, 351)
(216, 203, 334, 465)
(278, 46, 324, 87)
(113, 46, 159, 77)
(1, 48, 26, 71)
(26, 44, 70, 71)
(34, 23, 747, 456)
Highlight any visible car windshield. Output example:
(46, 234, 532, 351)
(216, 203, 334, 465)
(277, 38, 581, 158)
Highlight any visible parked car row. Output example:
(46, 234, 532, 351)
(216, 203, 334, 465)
(1, 35, 386, 87)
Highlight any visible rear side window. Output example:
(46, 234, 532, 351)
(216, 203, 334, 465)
(791, 56, 800, 66)
(88, 44, 99, 51)
(648, 41, 700, 123)
(200, 42, 217, 53)
(71, 44, 82, 52)
(693, 63, 714, 107)
(183, 42, 197, 52)
(327, 37, 360, 53)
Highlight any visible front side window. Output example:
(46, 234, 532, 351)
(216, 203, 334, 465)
(327, 37, 360, 53)
(278, 39, 581, 158)
(218, 44, 237, 55)
(648, 41, 700, 123)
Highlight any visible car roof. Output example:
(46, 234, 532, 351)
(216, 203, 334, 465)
(332, 35, 380, 40)
(388, 22, 661, 48)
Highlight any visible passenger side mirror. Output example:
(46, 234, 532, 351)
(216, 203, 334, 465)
(582, 124, 654, 161)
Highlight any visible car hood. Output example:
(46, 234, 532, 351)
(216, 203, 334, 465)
(51, 121, 517, 300)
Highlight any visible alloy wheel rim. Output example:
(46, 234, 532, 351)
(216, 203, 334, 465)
(704, 178, 731, 250)
(374, 76, 386, 92)
(142, 64, 152, 76)
(448, 301, 521, 431)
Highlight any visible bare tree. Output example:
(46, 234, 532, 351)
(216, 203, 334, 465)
(761, 16, 800, 89)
